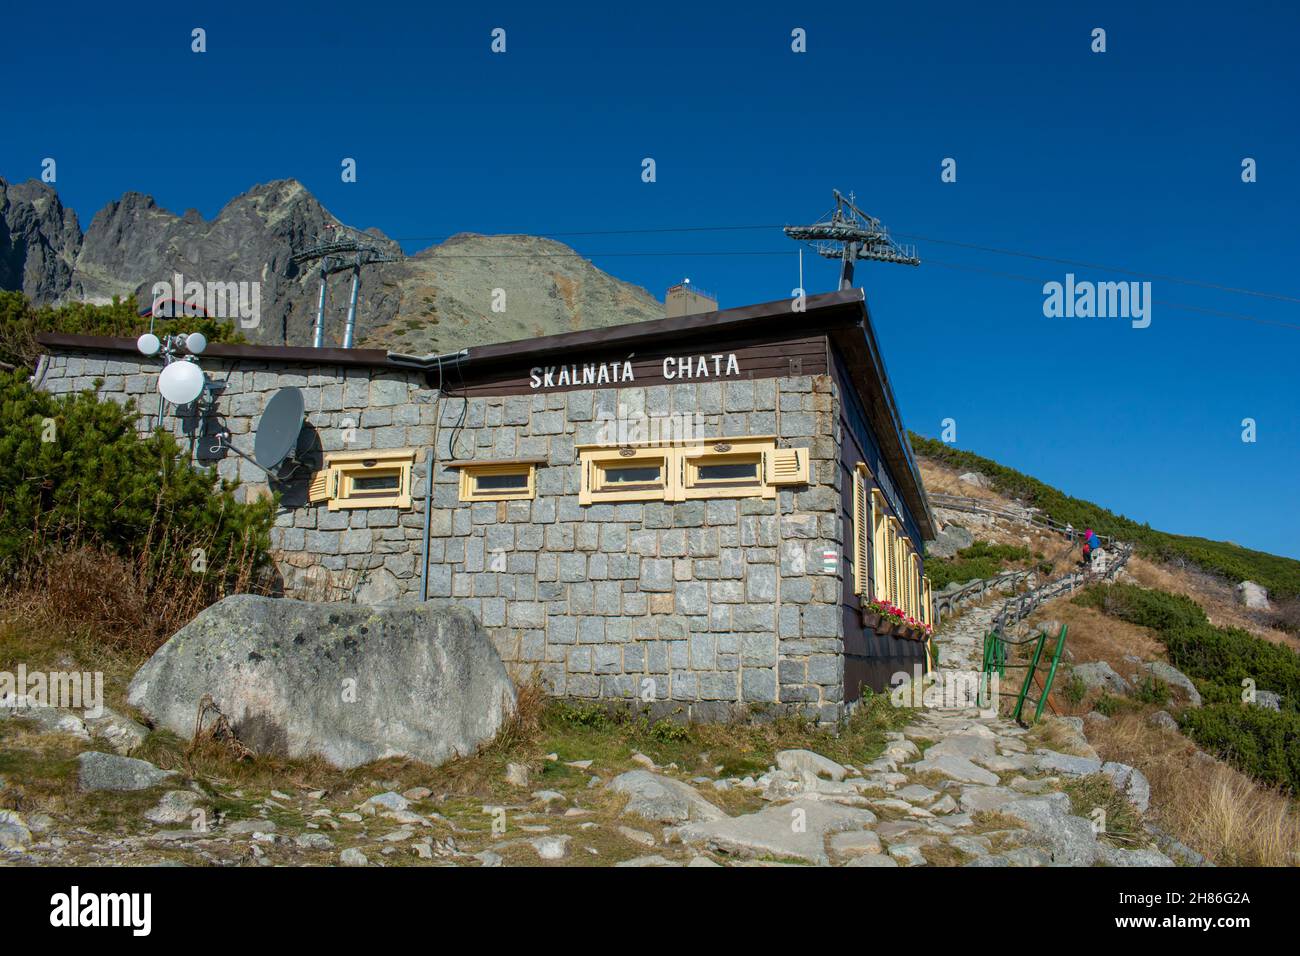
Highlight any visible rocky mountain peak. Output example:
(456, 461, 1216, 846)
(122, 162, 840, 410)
(0, 175, 663, 351)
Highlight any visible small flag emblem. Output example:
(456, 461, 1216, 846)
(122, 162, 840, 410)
(822, 549, 837, 573)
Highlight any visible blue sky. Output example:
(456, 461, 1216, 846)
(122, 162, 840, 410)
(4, 2, 1298, 558)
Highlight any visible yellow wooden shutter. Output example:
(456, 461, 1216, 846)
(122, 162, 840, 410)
(852, 467, 868, 595)
(766, 447, 809, 486)
(307, 468, 334, 504)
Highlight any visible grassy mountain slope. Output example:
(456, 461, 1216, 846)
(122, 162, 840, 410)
(911, 433, 1300, 600)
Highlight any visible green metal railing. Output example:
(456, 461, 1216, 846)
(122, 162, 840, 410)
(979, 624, 1069, 724)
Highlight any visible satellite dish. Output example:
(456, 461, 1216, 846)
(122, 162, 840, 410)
(185, 332, 208, 355)
(137, 333, 161, 356)
(254, 387, 306, 474)
(158, 360, 205, 404)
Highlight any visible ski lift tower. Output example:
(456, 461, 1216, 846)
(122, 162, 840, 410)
(783, 190, 920, 290)
(292, 224, 399, 348)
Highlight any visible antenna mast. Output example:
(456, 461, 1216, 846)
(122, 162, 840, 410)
(291, 224, 399, 348)
(783, 189, 919, 290)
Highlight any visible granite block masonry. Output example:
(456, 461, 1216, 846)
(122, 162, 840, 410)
(35, 289, 936, 724)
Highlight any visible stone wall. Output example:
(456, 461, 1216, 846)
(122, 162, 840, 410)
(425, 375, 846, 722)
(36, 351, 434, 603)
(37, 350, 854, 722)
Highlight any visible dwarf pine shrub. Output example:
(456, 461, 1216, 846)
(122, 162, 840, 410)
(0, 369, 275, 641)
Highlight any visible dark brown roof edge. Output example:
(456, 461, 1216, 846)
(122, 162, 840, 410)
(35, 332, 393, 369)
(464, 289, 866, 365)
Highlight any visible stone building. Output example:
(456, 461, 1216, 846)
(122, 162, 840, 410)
(36, 289, 935, 722)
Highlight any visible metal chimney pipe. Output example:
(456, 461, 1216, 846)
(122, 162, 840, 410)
(312, 270, 328, 348)
(342, 265, 361, 349)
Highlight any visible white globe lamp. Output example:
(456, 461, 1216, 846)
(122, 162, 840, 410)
(158, 359, 206, 405)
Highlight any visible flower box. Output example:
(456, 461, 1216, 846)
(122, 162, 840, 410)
(862, 610, 883, 630)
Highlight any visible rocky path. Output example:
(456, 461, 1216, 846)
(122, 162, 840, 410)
(3, 581, 1183, 868)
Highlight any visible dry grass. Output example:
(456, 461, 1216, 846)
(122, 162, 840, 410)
(1, 537, 271, 658)
(1090, 714, 1300, 866)
(917, 459, 1014, 504)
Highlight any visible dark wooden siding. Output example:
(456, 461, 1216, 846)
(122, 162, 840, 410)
(833, 346, 927, 700)
(450, 333, 828, 397)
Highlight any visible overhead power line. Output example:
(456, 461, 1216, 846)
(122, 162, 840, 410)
(390, 221, 1299, 305)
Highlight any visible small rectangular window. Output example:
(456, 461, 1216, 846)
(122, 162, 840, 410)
(452, 461, 538, 502)
(309, 448, 417, 511)
(578, 437, 806, 505)
(583, 452, 672, 503)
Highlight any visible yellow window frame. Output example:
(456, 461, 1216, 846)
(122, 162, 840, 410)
(851, 464, 869, 596)
(579, 447, 677, 504)
(871, 489, 889, 601)
(456, 462, 537, 502)
(313, 448, 416, 511)
(578, 436, 806, 505)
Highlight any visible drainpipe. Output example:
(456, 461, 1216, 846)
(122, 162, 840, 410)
(419, 445, 434, 601)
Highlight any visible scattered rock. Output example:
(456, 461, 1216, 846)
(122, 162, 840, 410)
(0, 810, 32, 850)
(1142, 662, 1202, 707)
(505, 763, 530, 788)
(998, 793, 1103, 866)
(402, 787, 432, 801)
(1250, 690, 1282, 711)
(84, 707, 150, 755)
(145, 790, 202, 825)
(77, 751, 176, 792)
(617, 826, 656, 848)
(1234, 581, 1271, 610)
(1103, 846, 1174, 867)
(845, 853, 899, 867)
(127, 596, 516, 769)
(909, 754, 998, 786)
(671, 798, 876, 866)
(531, 790, 565, 805)
(829, 829, 882, 857)
(1147, 710, 1180, 732)
(1100, 762, 1152, 813)
(607, 770, 726, 824)
(360, 792, 409, 814)
(1035, 751, 1103, 777)
(615, 854, 677, 867)
(630, 753, 656, 770)
(227, 819, 276, 835)
(339, 847, 368, 867)
(888, 844, 927, 866)
(294, 833, 334, 850)
(958, 472, 991, 489)
(1072, 661, 1132, 696)
(531, 835, 571, 860)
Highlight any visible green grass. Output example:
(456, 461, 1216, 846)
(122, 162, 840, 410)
(912, 433, 1300, 599)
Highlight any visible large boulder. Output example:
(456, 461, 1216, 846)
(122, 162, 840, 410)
(926, 522, 974, 559)
(127, 595, 515, 770)
(1234, 581, 1271, 610)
